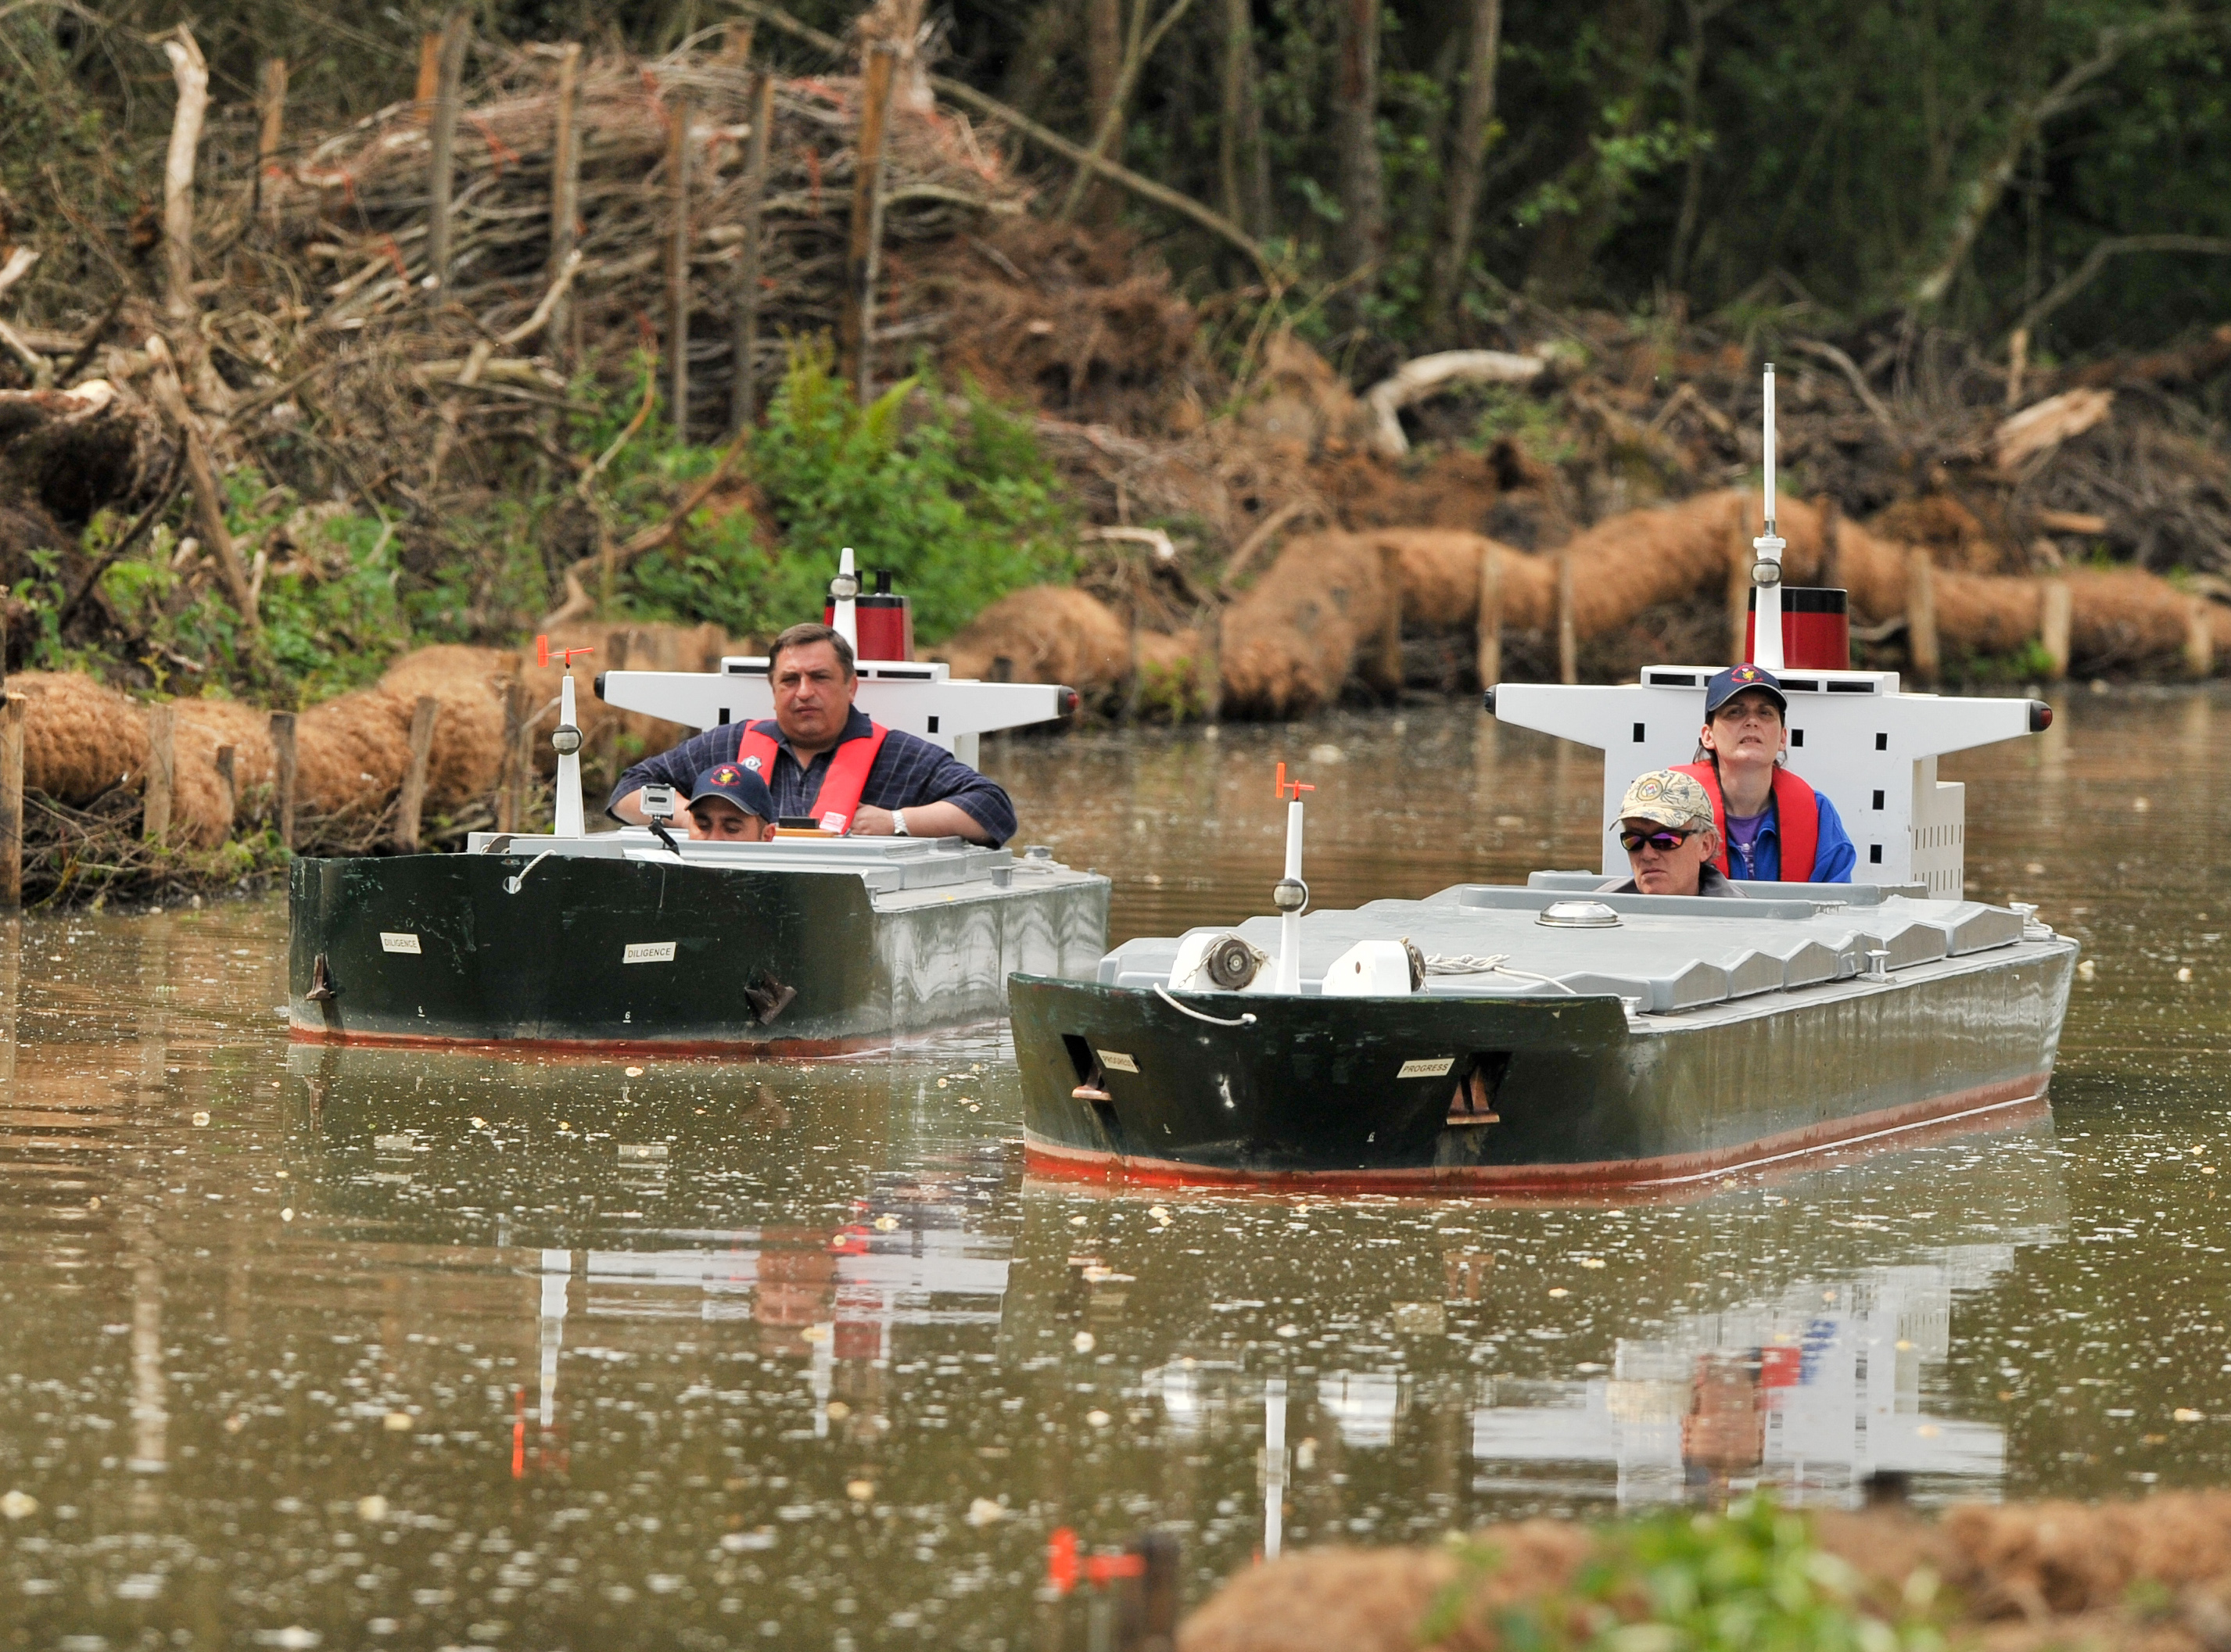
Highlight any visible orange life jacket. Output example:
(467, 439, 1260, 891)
(1672, 760, 1820, 883)
(734, 719, 889, 833)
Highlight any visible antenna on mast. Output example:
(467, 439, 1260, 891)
(1750, 363, 1785, 670)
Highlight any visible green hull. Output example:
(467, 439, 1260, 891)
(290, 851, 1107, 1055)
(1009, 940, 2075, 1193)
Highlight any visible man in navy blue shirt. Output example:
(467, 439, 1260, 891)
(608, 624, 1016, 845)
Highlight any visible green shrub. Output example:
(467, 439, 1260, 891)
(626, 342, 1073, 643)
(84, 474, 406, 701)
(1430, 1496, 1949, 1652)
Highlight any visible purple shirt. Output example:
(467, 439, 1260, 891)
(1723, 810, 1769, 880)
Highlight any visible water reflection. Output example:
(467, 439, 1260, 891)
(0, 692, 2226, 1646)
(1471, 1245, 2031, 1507)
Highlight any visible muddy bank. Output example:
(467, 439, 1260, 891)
(1180, 1493, 2231, 1652)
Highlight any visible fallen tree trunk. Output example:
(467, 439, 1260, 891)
(1361, 350, 1544, 457)
(984, 489, 2231, 719)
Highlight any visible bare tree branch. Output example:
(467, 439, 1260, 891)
(1907, 10, 2204, 311)
(2010, 234, 2231, 342)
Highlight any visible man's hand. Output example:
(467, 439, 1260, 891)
(848, 801, 994, 844)
(610, 788, 651, 825)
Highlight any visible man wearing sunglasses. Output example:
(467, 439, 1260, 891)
(1602, 770, 1742, 898)
(1672, 664, 1856, 885)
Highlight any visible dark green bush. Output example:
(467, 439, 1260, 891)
(627, 343, 1074, 644)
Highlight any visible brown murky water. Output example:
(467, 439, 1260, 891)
(0, 688, 2226, 1649)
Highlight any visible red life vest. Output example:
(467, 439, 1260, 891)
(734, 718, 890, 833)
(1671, 761, 1821, 882)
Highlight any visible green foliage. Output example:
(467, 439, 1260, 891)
(1430, 1497, 1949, 1652)
(1132, 655, 1211, 723)
(626, 343, 1072, 645)
(12, 466, 402, 700)
(264, 514, 411, 698)
(1472, 385, 1577, 467)
(1951, 636, 2057, 684)
(78, 471, 406, 701)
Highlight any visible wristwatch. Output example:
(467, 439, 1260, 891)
(891, 809, 909, 837)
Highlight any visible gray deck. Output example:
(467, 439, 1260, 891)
(1097, 874, 2043, 1016)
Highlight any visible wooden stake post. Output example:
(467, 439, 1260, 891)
(1556, 550, 1578, 685)
(1197, 602, 1223, 723)
(841, 45, 898, 400)
(666, 95, 694, 438)
(425, 12, 468, 292)
(1114, 1531, 1180, 1652)
(509, 681, 537, 833)
(2188, 598, 2215, 679)
(1906, 549, 1940, 685)
(732, 71, 775, 432)
(1373, 543, 1404, 697)
(548, 43, 583, 367)
(595, 632, 630, 794)
(395, 696, 440, 852)
(2039, 579, 2072, 681)
(415, 30, 443, 118)
(1475, 545, 1502, 688)
(0, 683, 21, 911)
(254, 57, 288, 224)
(160, 27, 210, 324)
(213, 744, 237, 831)
(269, 710, 298, 848)
(496, 680, 523, 834)
(144, 704, 177, 843)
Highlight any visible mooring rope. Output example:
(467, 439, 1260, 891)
(1423, 953, 1580, 994)
(1153, 983, 1258, 1026)
(503, 849, 556, 894)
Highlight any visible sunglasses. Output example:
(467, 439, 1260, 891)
(1618, 827, 1694, 853)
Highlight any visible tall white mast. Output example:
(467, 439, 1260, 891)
(553, 672, 586, 837)
(830, 546, 860, 654)
(1271, 765, 1311, 993)
(1751, 363, 1785, 670)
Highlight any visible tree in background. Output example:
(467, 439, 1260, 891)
(9, 0, 2231, 366)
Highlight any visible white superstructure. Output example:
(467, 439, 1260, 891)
(598, 657, 1070, 772)
(1487, 366, 2048, 898)
(1489, 669, 2049, 898)
(596, 548, 1073, 769)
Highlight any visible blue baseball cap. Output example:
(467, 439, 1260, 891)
(1703, 663, 1788, 719)
(690, 761, 776, 822)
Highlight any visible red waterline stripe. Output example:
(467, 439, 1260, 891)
(285, 1013, 1011, 1063)
(1023, 1073, 2051, 1195)
(289, 1024, 884, 1061)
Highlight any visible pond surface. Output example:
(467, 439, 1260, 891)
(0, 689, 2226, 1650)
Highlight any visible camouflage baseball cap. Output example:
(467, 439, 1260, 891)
(1613, 769, 1713, 833)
